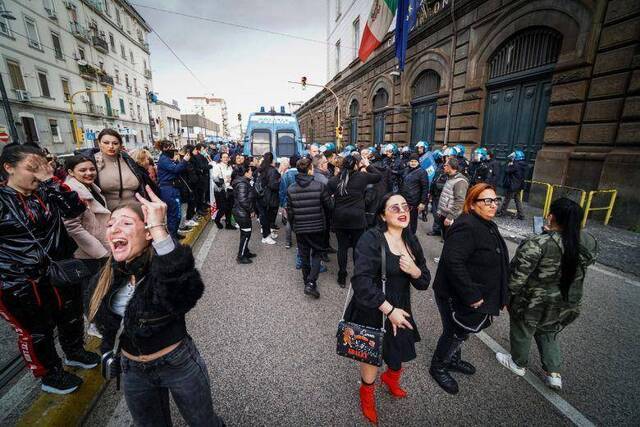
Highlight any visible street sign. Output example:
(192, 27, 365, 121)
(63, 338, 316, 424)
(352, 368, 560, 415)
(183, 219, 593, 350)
(0, 131, 9, 143)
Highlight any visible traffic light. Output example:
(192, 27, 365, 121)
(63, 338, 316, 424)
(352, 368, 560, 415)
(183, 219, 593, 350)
(335, 125, 343, 139)
(301, 76, 307, 90)
(106, 85, 112, 97)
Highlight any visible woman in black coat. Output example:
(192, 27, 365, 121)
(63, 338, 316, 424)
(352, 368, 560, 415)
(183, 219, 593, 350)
(232, 166, 258, 264)
(430, 183, 509, 395)
(256, 152, 281, 244)
(328, 153, 381, 286)
(344, 192, 430, 424)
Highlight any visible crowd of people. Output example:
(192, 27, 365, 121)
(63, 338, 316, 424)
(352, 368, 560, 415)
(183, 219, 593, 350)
(0, 130, 598, 426)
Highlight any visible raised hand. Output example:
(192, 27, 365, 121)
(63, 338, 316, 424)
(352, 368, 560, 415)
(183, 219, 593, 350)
(135, 185, 169, 241)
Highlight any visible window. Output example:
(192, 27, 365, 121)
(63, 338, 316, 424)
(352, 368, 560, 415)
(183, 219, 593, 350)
(133, 78, 137, 90)
(136, 104, 141, 121)
(120, 44, 126, 59)
(352, 18, 360, 60)
(43, 0, 56, 15)
(115, 8, 121, 27)
(119, 98, 125, 113)
(276, 131, 296, 157)
(37, 70, 51, 97)
(0, 1, 12, 36)
(129, 50, 134, 64)
(335, 40, 341, 73)
(251, 130, 271, 156)
(49, 119, 61, 143)
(61, 78, 70, 101)
(114, 67, 120, 84)
(77, 46, 85, 60)
(104, 0, 110, 17)
(51, 32, 63, 59)
(24, 16, 41, 49)
(108, 32, 115, 51)
(6, 60, 25, 90)
(129, 102, 134, 119)
(335, 0, 341, 20)
(125, 73, 129, 87)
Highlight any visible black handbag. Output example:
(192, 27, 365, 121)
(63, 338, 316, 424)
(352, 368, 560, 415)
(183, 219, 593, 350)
(450, 298, 492, 333)
(336, 237, 387, 367)
(8, 203, 92, 288)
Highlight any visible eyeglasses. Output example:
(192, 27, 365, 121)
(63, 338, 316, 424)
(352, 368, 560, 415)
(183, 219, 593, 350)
(386, 203, 410, 214)
(475, 197, 503, 206)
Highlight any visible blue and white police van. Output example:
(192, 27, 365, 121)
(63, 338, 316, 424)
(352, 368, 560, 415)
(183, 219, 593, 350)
(243, 107, 304, 158)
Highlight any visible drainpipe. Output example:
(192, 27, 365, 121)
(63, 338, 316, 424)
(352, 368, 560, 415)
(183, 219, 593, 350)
(443, 0, 456, 146)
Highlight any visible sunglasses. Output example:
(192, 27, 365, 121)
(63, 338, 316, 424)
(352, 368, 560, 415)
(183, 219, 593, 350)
(475, 197, 503, 206)
(386, 203, 411, 214)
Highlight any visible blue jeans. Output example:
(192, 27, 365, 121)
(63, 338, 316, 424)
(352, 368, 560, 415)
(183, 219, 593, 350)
(121, 337, 223, 427)
(160, 186, 181, 237)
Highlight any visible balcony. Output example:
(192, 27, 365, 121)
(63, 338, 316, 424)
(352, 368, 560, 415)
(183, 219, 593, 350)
(78, 63, 99, 80)
(70, 22, 89, 43)
(126, 85, 132, 94)
(92, 35, 109, 53)
(87, 103, 104, 115)
(108, 108, 120, 118)
(99, 73, 114, 86)
(144, 69, 152, 79)
(134, 88, 141, 96)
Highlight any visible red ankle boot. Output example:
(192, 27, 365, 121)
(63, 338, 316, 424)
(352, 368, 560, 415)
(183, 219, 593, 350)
(359, 382, 378, 424)
(380, 368, 408, 398)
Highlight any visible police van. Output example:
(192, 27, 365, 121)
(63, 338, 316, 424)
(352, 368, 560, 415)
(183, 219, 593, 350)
(243, 107, 304, 158)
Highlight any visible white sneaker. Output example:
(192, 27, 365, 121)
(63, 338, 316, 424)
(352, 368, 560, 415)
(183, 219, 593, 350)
(496, 353, 526, 376)
(545, 372, 562, 390)
(261, 236, 276, 245)
(87, 323, 102, 339)
(177, 229, 189, 236)
(185, 219, 199, 227)
(270, 232, 278, 239)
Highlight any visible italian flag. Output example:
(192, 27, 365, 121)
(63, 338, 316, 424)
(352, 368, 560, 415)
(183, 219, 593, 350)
(359, 0, 398, 62)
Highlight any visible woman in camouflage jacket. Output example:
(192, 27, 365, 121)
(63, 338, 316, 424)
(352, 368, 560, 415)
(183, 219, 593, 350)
(496, 197, 598, 391)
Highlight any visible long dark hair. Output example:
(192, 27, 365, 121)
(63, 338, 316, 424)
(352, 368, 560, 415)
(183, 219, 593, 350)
(549, 197, 583, 301)
(258, 152, 273, 177)
(0, 143, 46, 181)
(376, 192, 422, 258)
(336, 153, 361, 196)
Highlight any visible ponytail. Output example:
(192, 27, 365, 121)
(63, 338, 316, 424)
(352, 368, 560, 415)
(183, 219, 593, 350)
(549, 197, 583, 301)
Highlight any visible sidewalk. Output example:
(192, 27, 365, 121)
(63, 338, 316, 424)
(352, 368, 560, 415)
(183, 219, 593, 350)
(494, 203, 640, 277)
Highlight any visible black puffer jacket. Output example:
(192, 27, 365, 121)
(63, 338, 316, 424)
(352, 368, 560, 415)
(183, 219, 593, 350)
(433, 212, 509, 315)
(503, 160, 527, 192)
(287, 174, 333, 234)
(400, 166, 429, 207)
(328, 166, 382, 230)
(0, 177, 85, 289)
(92, 244, 204, 355)
(232, 176, 256, 223)
(257, 166, 281, 208)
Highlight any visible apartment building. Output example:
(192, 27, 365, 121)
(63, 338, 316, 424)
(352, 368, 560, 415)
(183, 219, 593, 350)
(180, 113, 220, 146)
(151, 99, 181, 145)
(0, 0, 154, 152)
(186, 95, 229, 138)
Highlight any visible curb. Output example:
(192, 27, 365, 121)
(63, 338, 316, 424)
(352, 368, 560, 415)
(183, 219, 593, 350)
(16, 215, 212, 427)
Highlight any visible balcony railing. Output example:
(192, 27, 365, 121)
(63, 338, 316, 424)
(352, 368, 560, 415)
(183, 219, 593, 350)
(109, 108, 120, 118)
(99, 73, 114, 86)
(92, 35, 109, 53)
(87, 103, 104, 115)
(69, 21, 89, 43)
(144, 69, 152, 79)
(126, 85, 132, 94)
(78, 63, 99, 80)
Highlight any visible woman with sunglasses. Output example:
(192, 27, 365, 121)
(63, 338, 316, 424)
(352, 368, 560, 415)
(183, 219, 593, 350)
(430, 183, 509, 395)
(345, 193, 431, 424)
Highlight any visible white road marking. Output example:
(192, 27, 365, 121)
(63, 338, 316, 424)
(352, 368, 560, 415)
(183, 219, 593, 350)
(476, 331, 596, 427)
(589, 265, 640, 288)
(105, 224, 218, 426)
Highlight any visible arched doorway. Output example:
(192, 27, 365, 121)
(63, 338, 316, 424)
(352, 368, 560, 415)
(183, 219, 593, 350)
(349, 99, 359, 145)
(410, 70, 440, 147)
(373, 88, 388, 147)
(481, 27, 562, 183)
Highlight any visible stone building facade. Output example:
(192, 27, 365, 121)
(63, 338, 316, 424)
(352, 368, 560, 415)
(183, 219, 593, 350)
(296, 0, 640, 228)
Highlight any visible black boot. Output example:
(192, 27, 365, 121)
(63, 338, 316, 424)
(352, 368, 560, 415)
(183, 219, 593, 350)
(337, 272, 347, 288)
(304, 282, 320, 299)
(429, 357, 458, 395)
(245, 250, 257, 258)
(236, 256, 252, 264)
(214, 219, 224, 229)
(449, 350, 476, 375)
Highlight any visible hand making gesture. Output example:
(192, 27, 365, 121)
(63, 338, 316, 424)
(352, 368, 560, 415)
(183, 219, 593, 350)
(136, 185, 169, 242)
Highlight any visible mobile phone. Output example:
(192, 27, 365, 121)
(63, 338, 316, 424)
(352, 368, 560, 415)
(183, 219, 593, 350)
(533, 216, 544, 235)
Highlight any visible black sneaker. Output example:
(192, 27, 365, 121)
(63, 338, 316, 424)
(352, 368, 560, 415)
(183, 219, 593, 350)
(64, 349, 100, 369)
(237, 256, 252, 264)
(245, 251, 257, 258)
(41, 367, 83, 394)
(304, 283, 320, 299)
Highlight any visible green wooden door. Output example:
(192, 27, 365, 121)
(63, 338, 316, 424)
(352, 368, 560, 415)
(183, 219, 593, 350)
(410, 101, 436, 148)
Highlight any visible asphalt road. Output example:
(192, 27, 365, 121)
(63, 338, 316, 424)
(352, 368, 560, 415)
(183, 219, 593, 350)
(85, 217, 640, 426)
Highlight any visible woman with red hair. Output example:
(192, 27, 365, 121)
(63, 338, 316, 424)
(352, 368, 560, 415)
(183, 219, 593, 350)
(430, 183, 509, 395)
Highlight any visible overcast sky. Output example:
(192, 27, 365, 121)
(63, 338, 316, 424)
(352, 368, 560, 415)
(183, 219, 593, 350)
(133, 0, 327, 137)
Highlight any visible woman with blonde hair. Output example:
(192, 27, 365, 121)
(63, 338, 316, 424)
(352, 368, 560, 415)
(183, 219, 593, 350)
(130, 149, 157, 183)
(88, 186, 223, 425)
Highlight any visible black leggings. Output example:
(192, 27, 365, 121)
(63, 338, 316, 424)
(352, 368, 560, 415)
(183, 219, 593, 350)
(259, 205, 278, 238)
(214, 190, 232, 224)
(432, 296, 470, 364)
(335, 228, 364, 277)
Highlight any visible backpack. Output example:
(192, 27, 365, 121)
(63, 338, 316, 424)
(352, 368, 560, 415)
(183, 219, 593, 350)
(254, 173, 265, 197)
